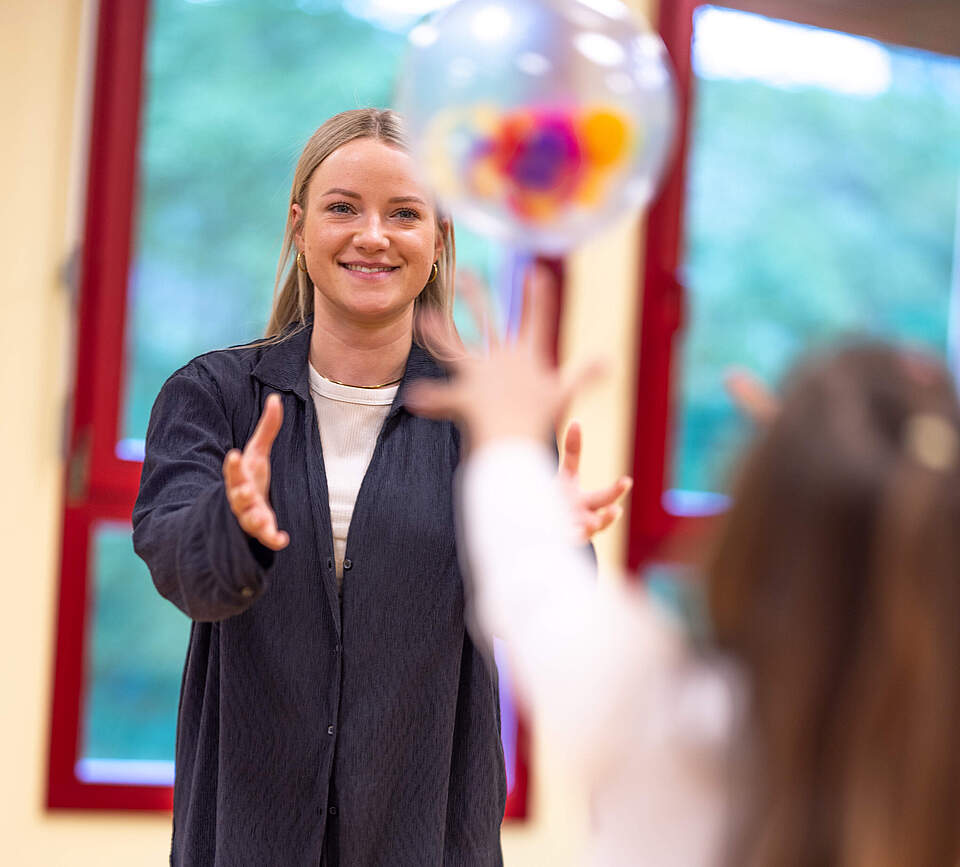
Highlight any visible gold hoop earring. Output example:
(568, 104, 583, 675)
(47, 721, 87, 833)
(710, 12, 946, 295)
(296, 251, 308, 273)
(427, 262, 439, 284)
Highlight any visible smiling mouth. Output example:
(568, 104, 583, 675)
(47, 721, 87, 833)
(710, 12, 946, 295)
(341, 263, 400, 274)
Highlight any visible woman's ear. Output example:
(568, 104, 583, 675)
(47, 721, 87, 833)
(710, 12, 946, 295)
(291, 203, 304, 249)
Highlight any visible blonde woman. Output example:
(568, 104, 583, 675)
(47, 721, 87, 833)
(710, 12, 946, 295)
(133, 109, 627, 867)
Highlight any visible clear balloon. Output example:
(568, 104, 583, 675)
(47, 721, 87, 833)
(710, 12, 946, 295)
(396, 0, 678, 254)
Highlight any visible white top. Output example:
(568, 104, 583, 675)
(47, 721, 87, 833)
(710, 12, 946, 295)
(309, 364, 398, 586)
(461, 440, 740, 867)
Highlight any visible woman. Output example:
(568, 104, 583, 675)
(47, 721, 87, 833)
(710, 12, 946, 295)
(133, 109, 626, 866)
(409, 281, 960, 867)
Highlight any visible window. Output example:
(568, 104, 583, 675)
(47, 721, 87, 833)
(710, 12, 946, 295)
(49, 0, 537, 816)
(629, 0, 960, 570)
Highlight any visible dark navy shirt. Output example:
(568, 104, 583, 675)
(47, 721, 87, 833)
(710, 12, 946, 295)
(133, 323, 506, 866)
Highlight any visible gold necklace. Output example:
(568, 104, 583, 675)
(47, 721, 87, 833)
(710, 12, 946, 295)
(317, 372, 403, 389)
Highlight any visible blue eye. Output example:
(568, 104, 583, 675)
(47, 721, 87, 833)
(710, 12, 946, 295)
(328, 202, 355, 214)
(394, 208, 420, 220)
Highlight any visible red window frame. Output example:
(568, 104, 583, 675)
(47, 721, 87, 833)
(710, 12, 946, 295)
(47, 0, 160, 811)
(627, 0, 960, 572)
(627, 0, 704, 573)
(46, 0, 540, 817)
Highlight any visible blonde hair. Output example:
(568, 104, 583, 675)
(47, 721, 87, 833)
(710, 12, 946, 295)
(265, 108, 458, 359)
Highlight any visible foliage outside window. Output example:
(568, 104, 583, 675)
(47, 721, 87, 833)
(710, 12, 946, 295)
(672, 6, 960, 496)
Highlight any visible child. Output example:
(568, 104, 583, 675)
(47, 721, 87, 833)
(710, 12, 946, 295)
(408, 272, 960, 867)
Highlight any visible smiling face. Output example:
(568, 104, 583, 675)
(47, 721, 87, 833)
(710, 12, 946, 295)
(292, 137, 442, 330)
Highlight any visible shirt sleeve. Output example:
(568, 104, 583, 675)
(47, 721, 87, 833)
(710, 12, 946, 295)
(132, 364, 275, 622)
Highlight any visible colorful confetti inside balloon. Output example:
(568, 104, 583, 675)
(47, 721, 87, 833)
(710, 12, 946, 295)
(397, 0, 677, 253)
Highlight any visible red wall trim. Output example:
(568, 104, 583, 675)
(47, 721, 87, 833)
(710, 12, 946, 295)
(504, 718, 530, 820)
(47, 0, 171, 812)
(627, 0, 699, 572)
(72, 0, 149, 500)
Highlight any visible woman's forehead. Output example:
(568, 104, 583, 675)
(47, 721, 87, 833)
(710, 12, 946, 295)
(312, 138, 428, 198)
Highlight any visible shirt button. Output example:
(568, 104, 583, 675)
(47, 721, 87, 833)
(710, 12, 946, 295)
(343, 559, 352, 571)
(240, 587, 254, 598)
(327, 724, 335, 736)
(328, 806, 338, 816)
(326, 558, 333, 570)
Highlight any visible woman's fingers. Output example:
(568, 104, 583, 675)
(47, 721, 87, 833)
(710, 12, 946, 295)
(575, 509, 602, 543)
(590, 504, 623, 537)
(559, 420, 582, 479)
(576, 503, 624, 542)
(256, 518, 289, 551)
(247, 393, 284, 457)
(567, 459, 631, 541)
(221, 400, 289, 550)
(223, 448, 245, 489)
(237, 503, 289, 550)
(266, 530, 290, 551)
(224, 445, 268, 499)
(226, 481, 258, 515)
(225, 475, 271, 531)
(580, 475, 633, 512)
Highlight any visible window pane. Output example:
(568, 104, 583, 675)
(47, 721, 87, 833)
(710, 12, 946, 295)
(79, 519, 522, 792)
(673, 6, 960, 495)
(79, 521, 189, 783)
(121, 0, 504, 454)
(493, 638, 519, 795)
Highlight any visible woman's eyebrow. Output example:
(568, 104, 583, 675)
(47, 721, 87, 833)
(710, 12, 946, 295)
(320, 188, 426, 206)
(322, 187, 361, 198)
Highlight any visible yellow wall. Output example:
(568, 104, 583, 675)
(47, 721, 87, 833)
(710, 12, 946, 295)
(0, 0, 650, 862)
(510, 0, 652, 854)
(0, 0, 174, 861)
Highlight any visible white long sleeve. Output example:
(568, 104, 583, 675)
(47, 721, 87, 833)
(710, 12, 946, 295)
(461, 440, 737, 867)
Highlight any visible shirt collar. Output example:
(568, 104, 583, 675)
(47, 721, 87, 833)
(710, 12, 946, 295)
(251, 317, 446, 418)
(250, 321, 314, 401)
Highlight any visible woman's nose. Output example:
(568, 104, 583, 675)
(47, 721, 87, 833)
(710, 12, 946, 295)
(354, 214, 388, 251)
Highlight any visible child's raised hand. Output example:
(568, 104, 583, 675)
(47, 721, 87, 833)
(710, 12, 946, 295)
(406, 265, 601, 448)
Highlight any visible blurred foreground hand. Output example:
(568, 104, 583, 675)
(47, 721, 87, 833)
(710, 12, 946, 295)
(407, 265, 629, 541)
(724, 367, 779, 426)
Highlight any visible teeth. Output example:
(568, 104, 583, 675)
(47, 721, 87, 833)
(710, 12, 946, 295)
(344, 264, 395, 273)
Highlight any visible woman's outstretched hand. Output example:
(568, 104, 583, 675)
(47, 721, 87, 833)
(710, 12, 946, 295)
(222, 392, 290, 551)
(560, 419, 633, 543)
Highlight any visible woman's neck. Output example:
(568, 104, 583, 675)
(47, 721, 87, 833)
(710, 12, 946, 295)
(308, 302, 413, 388)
